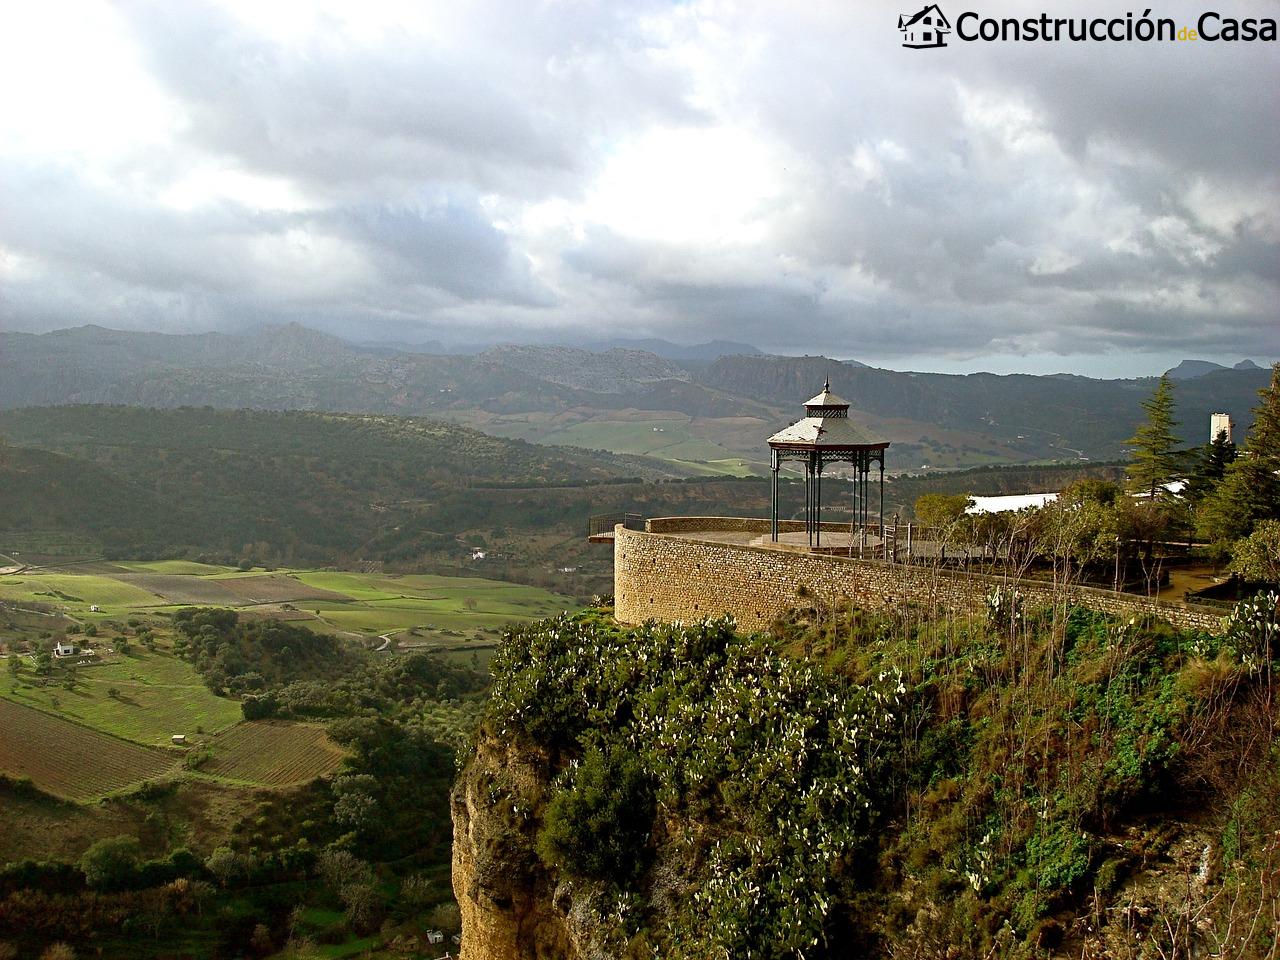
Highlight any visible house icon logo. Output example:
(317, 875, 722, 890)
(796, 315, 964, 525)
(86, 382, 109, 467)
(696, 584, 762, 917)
(899, 4, 951, 48)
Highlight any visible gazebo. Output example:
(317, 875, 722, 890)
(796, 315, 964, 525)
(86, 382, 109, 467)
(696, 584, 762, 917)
(767, 379, 890, 546)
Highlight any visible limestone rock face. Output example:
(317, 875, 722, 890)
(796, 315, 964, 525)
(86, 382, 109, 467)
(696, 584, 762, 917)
(451, 731, 602, 960)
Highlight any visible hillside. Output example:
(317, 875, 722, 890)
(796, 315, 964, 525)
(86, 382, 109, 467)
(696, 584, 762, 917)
(0, 406, 682, 568)
(3, 326, 1270, 472)
(699, 355, 1271, 459)
(478, 344, 692, 393)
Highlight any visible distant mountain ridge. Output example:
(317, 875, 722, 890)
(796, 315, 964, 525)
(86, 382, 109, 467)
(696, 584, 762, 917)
(581, 337, 763, 363)
(1165, 357, 1264, 379)
(479, 344, 692, 393)
(1, 324, 1271, 465)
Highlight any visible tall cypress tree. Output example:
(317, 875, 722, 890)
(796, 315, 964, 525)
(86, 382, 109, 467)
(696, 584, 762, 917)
(1125, 374, 1180, 499)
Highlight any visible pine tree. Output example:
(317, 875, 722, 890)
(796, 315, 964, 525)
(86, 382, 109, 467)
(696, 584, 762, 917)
(1125, 375, 1180, 499)
(1244, 362, 1280, 468)
(1186, 429, 1237, 500)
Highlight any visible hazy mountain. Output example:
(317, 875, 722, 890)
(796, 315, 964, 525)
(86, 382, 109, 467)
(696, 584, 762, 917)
(1165, 359, 1228, 379)
(581, 337, 763, 363)
(0, 324, 586, 414)
(1165, 358, 1266, 379)
(478, 344, 691, 393)
(2, 324, 1270, 467)
(698, 355, 1270, 457)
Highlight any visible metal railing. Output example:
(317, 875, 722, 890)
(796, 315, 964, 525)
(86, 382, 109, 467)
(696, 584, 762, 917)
(588, 512, 645, 538)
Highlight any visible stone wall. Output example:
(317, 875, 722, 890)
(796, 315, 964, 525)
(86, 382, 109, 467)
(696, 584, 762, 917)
(614, 522, 1225, 634)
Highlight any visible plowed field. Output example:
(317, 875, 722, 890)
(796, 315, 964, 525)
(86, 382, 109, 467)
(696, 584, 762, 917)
(203, 721, 345, 786)
(0, 699, 177, 799)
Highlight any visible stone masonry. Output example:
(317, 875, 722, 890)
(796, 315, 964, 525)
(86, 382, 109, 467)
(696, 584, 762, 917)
(614, 518, 1225, 634)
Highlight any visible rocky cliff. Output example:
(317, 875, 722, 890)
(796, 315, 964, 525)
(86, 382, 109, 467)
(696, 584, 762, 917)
(452, 732, 612, 960)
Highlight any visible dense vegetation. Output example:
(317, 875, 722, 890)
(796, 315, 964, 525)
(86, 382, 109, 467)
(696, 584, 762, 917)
(488, 613, 905, 956)
(171, 608, 485, 720)
(480, 595, 1279, 959)
(0, 405, 681, 584)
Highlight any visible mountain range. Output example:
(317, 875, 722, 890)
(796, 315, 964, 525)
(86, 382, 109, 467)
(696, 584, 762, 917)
(0, 324, 1271, 471)
(1165, 358, 1263, 379)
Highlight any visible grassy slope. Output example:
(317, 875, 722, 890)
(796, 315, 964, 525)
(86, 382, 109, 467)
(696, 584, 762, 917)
(1, 650, 242, 747)
(0, 572, 163, 611)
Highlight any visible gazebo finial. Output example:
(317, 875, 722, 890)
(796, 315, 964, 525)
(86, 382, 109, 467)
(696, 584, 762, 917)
(823, 374, 830, 393)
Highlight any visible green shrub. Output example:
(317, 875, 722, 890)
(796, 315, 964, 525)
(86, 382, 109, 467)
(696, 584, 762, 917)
(79, 836, 142, 891)
(537, 745, 654, 882)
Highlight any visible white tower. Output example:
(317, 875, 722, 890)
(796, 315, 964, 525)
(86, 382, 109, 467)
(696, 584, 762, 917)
(1210, 412, 1233, 444)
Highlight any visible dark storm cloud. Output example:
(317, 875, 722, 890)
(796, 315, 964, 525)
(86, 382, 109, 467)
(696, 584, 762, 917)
(329, 199, 549, 304)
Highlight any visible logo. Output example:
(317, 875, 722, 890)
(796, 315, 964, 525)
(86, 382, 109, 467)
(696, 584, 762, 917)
(896, 7, 1275, 46)
(899, 4, 952, 48)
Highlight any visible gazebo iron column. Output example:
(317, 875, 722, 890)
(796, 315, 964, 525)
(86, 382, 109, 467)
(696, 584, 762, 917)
(879, 458, 885, 558)
(769, 448, 780, 542)
(769, 446, 886, 550)
(814, 452, 822, 548)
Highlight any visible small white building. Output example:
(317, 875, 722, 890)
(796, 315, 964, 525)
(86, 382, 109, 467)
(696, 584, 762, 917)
(53, 640, 78, 658)
(1210, 412, 1234, 444)
(425, 930, 444, 945)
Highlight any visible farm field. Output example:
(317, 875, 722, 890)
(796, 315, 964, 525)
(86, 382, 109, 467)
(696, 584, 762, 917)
(201, 721, 346, 787)
(0, 563, 575, 644)
(0, 699, 177, 800)
(0, 572, 160, 611)
(292, 571, 571, 643)
(114, 560, 238, 576)
(1, 650, 242, 747)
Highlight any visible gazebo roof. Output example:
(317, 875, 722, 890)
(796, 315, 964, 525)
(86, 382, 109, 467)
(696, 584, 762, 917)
(768, 380, 889, 450)
(768, 417, 889, 448)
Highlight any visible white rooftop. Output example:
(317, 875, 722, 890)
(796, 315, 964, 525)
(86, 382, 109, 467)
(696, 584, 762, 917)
(966, 493, 1059, 514)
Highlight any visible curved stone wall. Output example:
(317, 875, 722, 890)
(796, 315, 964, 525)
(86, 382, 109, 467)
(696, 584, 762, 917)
(613, 524, 1223, 634)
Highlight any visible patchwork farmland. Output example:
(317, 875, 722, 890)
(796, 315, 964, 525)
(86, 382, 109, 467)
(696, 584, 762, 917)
(0, 559, 574, 803)
(0, 560, 572, 648)
(1, 649, 242, 747)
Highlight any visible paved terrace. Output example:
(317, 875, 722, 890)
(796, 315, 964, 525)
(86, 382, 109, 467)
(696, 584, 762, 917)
(639, 516, 992, 561)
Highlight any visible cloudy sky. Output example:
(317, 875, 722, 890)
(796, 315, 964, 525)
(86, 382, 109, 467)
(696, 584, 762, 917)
(0, 0, 1276, 375)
